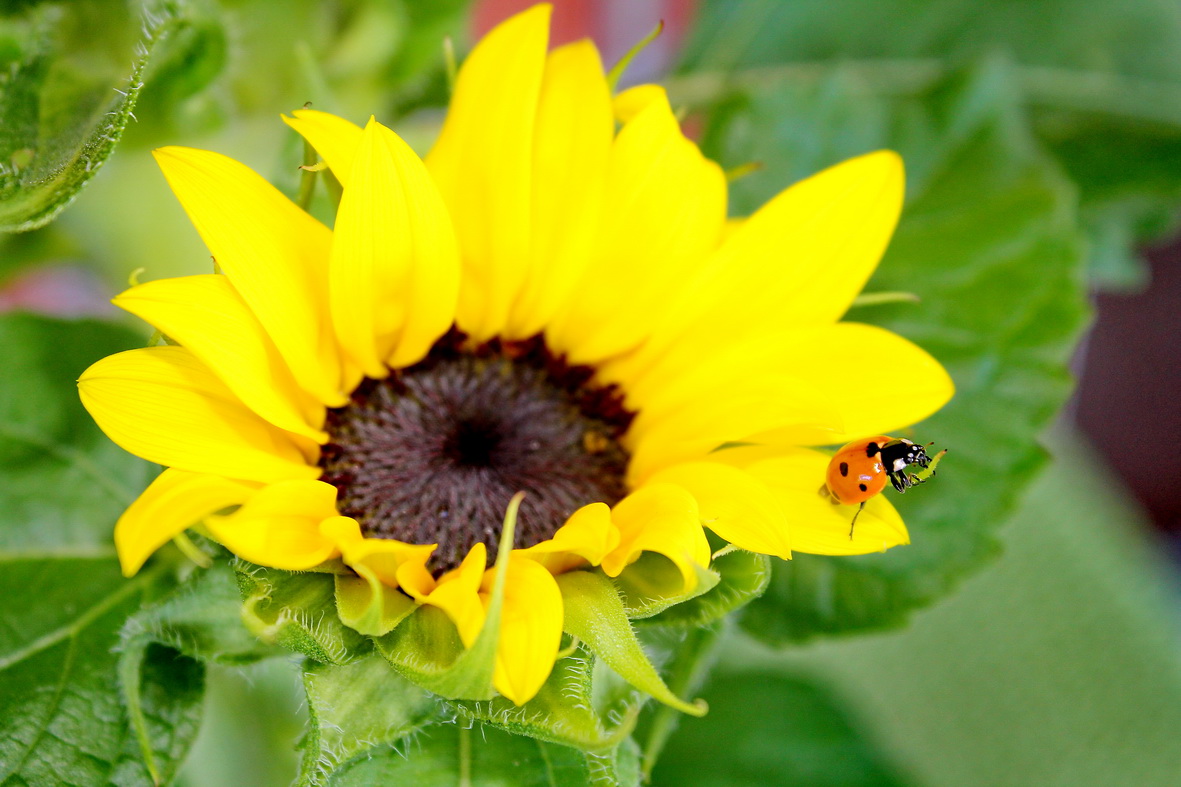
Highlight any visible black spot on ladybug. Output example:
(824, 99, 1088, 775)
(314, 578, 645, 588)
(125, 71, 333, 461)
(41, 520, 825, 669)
(839, 462, 849, 477)
(858, 483, 868, 492)
(865, 442, 879, 457)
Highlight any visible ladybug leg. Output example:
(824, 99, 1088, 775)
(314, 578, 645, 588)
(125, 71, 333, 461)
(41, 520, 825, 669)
(848, 501, 865, 539)
(888, 471, 909, 493)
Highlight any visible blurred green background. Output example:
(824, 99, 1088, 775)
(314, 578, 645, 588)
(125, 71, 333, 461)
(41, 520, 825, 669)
(2, 1, 1180, 785)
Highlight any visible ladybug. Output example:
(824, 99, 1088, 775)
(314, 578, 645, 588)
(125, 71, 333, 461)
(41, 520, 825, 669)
(823, 435, 946, 538)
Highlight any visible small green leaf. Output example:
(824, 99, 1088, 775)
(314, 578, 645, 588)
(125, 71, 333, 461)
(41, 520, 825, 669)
(558, 571, 706, 718)
(236, 563, 366, 665)
(299, 654, 441, 786)
(327, 723, 606, 787)
(649, 671, 908, 787)
(614, 552, 719, 619)
(335, 572, 418, 637)
(644, 549, 771, 629)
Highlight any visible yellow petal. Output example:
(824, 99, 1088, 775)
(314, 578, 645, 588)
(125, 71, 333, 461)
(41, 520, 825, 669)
(517, 502, 620, 574)
(113, 275, 326, 442)
(331, 118, 460, 376)
(282, 109, 363, 187)
(78, 347, 319, 484)
(647, 462, 791, 560)
(644, 150, 905, 360)
(546, 90, 727, 364)
(625, 378, 845, 483)
(115, 469, 258, 577)
(613, 83, 667, 123)
(414, 543, 488, 647)
(505, 39, 613, 339)
(152, 146, 344, 405)
(204, 480, 342, 569)
(482, 556, 563, 705)
(426, 4, 550, 341)
(319, 516, 436, 588)
(616, 323, 952, 445)
(741, 451, 910, 555)
(601, 483, 711, 592)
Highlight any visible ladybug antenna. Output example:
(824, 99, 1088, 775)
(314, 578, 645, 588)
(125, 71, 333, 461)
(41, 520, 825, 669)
(848, 501, 865, 540)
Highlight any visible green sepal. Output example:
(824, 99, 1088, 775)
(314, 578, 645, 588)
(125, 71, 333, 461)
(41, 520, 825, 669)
(613, 552, 720, 619)
(449, 647, 636, 753)
(558, 570, 707, 718)
(235, 562, 365, 665)
(644, 548, 772, 628)
(334, 571, 418, 637)
(375, 494, 522, 700)
(326, 722, 632, 787)
(298, 654, 441, 786)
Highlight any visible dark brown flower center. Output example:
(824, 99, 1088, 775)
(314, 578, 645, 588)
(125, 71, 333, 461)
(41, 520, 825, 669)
(318, 329, 633, 572)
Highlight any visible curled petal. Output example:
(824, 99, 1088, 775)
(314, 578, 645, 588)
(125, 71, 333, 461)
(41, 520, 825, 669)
(78, 346, 319, 484)
(409, 543, 488, 647)
(481, 556, 563, 705)
(601, 483, 711, 592)
(282, 109, 363, 188)
(203, 480, 342, 569)
(517, 502, 621, 574)
(115, 469, 258, 577)
(319, 516, 436, 588)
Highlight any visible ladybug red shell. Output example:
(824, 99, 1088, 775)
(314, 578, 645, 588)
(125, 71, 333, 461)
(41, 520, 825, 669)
(823, 435, 946, 537)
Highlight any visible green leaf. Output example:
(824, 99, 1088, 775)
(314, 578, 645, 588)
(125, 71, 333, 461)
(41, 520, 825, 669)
(119, 560, 275, 781)
(0, 313, 207, 783)
(696, 64, 1088, 643)
(326, 723, 612, 787)
(0, 1, 191, 232)
(0, 313, 153, 549)
(558, 571, 705, 718)
(678, 0, 1181, 288)
(648, 671, 907, 787)
(298, 654, 441, 786)
(0, 556, 202, 786)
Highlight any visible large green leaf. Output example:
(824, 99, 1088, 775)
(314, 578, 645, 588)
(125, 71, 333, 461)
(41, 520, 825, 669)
(678, 0, 1181, 288)
(0, 314, 153, 548)
(0, 0, 195, 232)
(697, 64, 1088, 643)
(649, 671, 907, 787)
(0, 313, 203, 784)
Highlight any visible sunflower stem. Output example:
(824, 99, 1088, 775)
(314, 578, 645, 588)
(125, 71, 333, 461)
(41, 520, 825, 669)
(443, 36, 457, 95)
(607, 20, 664, 91)
(296, 138, 318, 211)
(640, 621, 725, 780)
(458, 723, 473, 787)
(171, 532, 212, 568)
(850, 290, 922, 308)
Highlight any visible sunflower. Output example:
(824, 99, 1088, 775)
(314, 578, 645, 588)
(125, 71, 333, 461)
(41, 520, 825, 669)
(78, 4, 953, 706)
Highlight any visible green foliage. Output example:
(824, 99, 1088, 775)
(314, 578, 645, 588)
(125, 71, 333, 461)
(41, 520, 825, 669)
(650, 671, 907, 787)
(0, 0, 190, 232)
(681, 0, 1181, 289)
